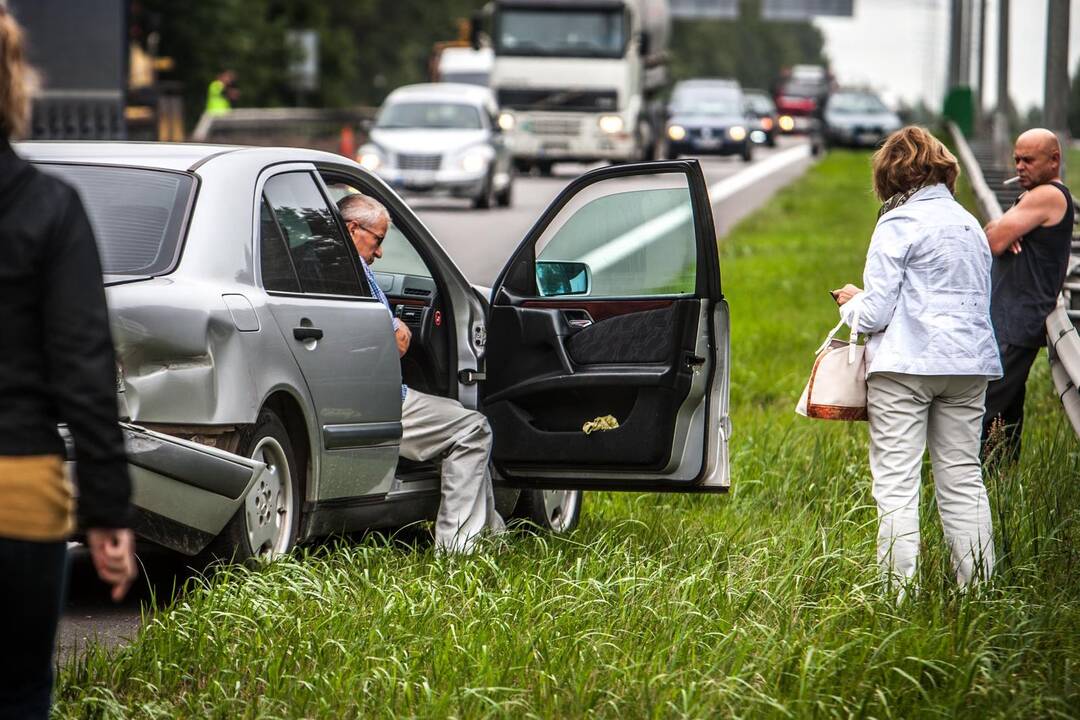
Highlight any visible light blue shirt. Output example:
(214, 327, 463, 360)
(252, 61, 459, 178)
(841, 184, 1002, 379)
(360, 256, 408, 400)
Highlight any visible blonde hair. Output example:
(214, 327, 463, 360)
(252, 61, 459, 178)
(871, 126, 959, 201)
(0, 5, 37, 139)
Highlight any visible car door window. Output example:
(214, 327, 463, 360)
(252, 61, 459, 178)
(259, 198, 302, 293)
(263, 172, 365, 297)
(533, 173, 697, 298)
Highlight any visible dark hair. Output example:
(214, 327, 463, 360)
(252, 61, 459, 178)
(0, 4, 37, 138)
(871, 126, 960, 201)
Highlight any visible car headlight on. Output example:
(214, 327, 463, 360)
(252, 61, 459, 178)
(667, 124, 686, 141)
(728, 125, 747, 141)
(778, 115, 795, 132)
(498, 112, 515, 131)
(598, 115, 624, 134)
(461, 150, 488, 174)
(358, 148, 383, 171)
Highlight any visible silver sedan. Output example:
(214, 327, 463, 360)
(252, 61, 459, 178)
(23, 142, 733, 561)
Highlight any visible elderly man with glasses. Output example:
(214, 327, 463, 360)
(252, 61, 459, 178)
(336, 194, 504, 553)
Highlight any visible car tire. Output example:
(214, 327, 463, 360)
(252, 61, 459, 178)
(537, 160, 554, 177)
(473, 170, 496, 210)
(495, 170, 514, 208)
(512, 489, 583, 535)
(204, 409, 300, 564)
(741, 142, 753, 163)
(766, 132, 777, 148)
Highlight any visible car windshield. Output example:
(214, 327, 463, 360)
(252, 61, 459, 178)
(376, 102, 483, 130)
(744, 94, 775, 114)
(671, 88, 743, 115)
(496, 8, 627, 58)
(828, 93, 889, 114)
(780, 81, 827, 98)
(35, 164, 194, 276)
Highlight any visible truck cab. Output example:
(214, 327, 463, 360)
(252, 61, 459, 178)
(489, 0, 669, 174)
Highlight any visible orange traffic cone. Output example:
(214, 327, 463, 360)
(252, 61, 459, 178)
(339, 125, 356, 159)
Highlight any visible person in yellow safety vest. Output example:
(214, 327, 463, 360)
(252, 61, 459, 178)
(206, 70, 237, 115)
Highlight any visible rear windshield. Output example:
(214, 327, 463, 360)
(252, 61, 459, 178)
(35, 164, 194, 276)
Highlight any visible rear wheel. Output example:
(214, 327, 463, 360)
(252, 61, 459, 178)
(205, 409, 300, 564)
(512, 489, 583, 534)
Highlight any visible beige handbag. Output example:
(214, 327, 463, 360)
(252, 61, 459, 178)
(796, 312, 868, 421)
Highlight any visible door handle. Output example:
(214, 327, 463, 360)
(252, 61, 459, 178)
(293, 326, 324, 341)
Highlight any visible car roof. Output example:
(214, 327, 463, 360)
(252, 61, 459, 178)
(14, 141, 350, 173)
(384, 83, 495, 106)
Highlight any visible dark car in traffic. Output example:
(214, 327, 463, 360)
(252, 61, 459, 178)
(664, 79, 753, 162)
(822, 90, 901, 148)
(743, 89, 778, 147)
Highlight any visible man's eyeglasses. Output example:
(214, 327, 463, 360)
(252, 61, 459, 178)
(348, 220, 386, 246)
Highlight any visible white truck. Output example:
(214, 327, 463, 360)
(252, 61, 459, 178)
(487, 0, 670, 174)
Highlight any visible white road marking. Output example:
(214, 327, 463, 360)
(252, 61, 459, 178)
(579, 143, 812, 273)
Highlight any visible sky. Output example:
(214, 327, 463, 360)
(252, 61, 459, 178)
(814, 0, 1080, 113)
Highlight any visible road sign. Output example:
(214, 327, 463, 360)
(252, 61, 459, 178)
(670, 0, 739, 19)
(762, 0, 855, 20)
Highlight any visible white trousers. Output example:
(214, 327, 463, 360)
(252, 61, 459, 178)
(400, 389, 505, 553)
(867, 372, 995, 588)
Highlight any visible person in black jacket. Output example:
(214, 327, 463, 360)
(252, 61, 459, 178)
(0, 7, 137, 719)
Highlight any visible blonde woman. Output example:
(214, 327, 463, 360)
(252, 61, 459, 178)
(833, 126, 1002, 593)
(0, 7, 136, 717)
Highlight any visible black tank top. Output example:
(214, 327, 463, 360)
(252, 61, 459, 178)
(990, 181, 1074, 348)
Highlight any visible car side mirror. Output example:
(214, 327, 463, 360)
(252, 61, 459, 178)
(536, 261, 591, 297)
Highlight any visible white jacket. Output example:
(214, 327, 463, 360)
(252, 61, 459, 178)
(841, 184, 1002, 379)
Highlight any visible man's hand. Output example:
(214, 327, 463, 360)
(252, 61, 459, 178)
(832, 283, 862, 306)
(395, 322, 412, 357)
(86, 528, 137, 602)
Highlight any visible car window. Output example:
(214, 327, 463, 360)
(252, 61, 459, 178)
(262, 172, 364, 297)
(259, 198, 301, 293)
(533, 173, 696, 298)
(36, 164, 193, 276)
(376, 102, 483, 130)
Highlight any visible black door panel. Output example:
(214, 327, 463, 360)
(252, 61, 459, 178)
(484, 298, 700, 470)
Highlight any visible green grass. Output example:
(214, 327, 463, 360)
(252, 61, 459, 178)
(1068, 147, 1080, 184)
(55, 151, 1080, 719)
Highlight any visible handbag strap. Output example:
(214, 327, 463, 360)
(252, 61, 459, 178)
(814, 309, 861, 364)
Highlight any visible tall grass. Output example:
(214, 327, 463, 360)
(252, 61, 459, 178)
(54, 151, 1080, 719)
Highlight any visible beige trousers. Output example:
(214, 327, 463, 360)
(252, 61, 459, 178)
(867, 372, 995, 588)
(400, 389, 505, 553)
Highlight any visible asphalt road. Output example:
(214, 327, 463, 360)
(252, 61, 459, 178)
(57, 135, 813, 662)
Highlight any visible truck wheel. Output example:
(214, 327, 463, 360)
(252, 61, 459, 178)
(537, 160, 554, 177)
(512, 489, 582, 535)
(204, 409, 300, 564)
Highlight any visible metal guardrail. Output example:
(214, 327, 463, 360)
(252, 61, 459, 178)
(190, 107, 377, 156)
(948, 121, 1080, 440)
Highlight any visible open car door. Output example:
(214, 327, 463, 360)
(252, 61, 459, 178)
(484, 160, 730, 492)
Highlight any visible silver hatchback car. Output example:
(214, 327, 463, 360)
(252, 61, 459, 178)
(23, 142, 733, 561)
(358, 83, 514, 209)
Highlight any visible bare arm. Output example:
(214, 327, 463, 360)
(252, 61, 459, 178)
(984, 184, 1066, 256)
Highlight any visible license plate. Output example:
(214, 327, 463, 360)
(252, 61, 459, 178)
(401, 171, 435, 190)
(540, 141, 569, 155)
(696, 138, 721, 149)
(857, 132, 880, 145)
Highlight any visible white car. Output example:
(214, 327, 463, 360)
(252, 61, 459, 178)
(358, 83, 514, 209)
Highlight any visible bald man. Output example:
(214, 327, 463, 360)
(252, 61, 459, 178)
(981, 129, 1074, 463)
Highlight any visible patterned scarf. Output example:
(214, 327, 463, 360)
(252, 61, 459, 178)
(877, 185, 926, 219)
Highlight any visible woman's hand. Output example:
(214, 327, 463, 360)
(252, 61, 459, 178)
(832, 284, 862, 306)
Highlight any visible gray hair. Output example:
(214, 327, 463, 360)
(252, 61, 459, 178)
(337, 193, 390, 228)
